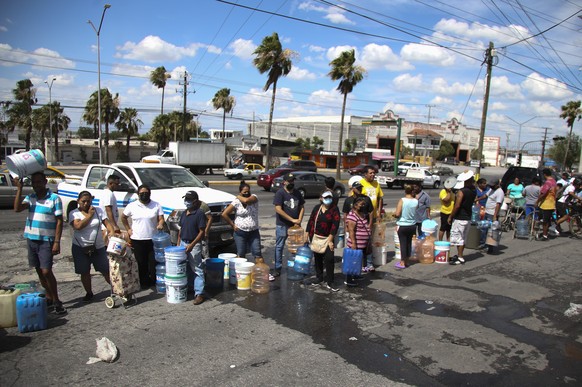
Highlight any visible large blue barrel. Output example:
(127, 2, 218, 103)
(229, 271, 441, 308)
(294, 246, 313, 274)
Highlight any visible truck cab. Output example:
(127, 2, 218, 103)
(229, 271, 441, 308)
(141, 150, 175, 164)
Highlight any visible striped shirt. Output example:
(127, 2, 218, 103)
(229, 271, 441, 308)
(23, 189, 63, 241)
(346, 210, 371, 250)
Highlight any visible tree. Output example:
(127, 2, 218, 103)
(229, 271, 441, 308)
(115, 108, 143, 159)
(559, 100, 582, 170)
(470, 148, 484, 161)
(437, 139, 455, 160)
(31, 105, 50, 155)
(344, 138, 358, 152)
(253, 32, 295, 169)
(212, 88, 236, 143)
(83, 88, 120, 164)
(76, 126, 95, 139)
(7, 79, 37, 150)
(150, 66, 171, 148)
(549, 134, 580, 169)
(328, 49, 366, 179)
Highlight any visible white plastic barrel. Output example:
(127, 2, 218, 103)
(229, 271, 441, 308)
(6, 149, 46, 179)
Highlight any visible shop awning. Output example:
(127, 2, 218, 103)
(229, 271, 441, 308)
(372, 153, 395, 161)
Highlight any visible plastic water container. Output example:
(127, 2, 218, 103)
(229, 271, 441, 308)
(472, 204, 480, 223)
(412, 235, 424, 261)
(164, 246, 187, 276)
(152, 231, 171, 249)
(107, 236, 127, 255)
(164, 274, 187, 304)
(205, 258, 225, 289)
(420, 235, 435, 264)
(372, 245, 389, 266)
(434, 241, 450, 264)
(337, 233, 345, 249)
(342, 248, 363, 275)
(287, 260, 304, 281)
(154, 247, 165, 263)
(155, 264, 166, 294)
(0, 289, 21, 328)
(394, 227, 401, 260)
(294, 246, 313, 274)
(515, 218, 529, 239)
(229, 258, 248, 285)
(465, 224, 481, 249)
(218, 253, 237, 280)
(251, 258, 270, 294)
(421, 219, 438, 236)
(235, 262, 255, 290)
(287, 225, 305, 254)
(16, 292, 48, 333)
(6, 149, 46, 179)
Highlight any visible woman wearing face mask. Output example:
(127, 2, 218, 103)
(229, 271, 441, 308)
(221, 181, 262, 261)
(121, 185, 165, 289)
(69, 191, 115, 302)
(305, 190, 341, 291)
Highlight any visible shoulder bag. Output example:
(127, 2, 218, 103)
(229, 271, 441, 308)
(309, 206, 329, 254)
(75, 211, 101, 257)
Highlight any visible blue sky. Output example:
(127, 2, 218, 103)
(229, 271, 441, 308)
(1, 0, 581, 149)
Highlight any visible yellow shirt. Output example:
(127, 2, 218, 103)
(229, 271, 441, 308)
(439, 188, 454, 214)
(360, 178, 384, 214)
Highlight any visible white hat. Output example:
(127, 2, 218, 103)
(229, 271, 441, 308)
(454, 170, 475, 190)
(348, 175, 363, 189)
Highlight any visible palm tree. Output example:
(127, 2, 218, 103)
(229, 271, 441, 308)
(559, 100, 582, 170)
(115, 108, 143, 159)
(150, 66, 171, 148)
(83, 89, 120, 164)
(212, 88, 236, 143)
(328, 49, 366, 180)
(7, 79, 37, 150)
(52, 102, 70, 161)
(252, 32, 295, 169)
(31, 105, 50, 155)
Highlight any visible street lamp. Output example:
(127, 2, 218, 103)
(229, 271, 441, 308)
(44, 77, 56, 164)
(506, 115, 537, 151)
(88, 3, 111, 165)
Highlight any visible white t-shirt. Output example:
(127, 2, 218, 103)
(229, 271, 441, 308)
(70, 207, 106, 248)
(100, 188, 118, 223)
(485, 187, 505, 215)
(123, 200, 164, 240)
(559, 184, 575, 204)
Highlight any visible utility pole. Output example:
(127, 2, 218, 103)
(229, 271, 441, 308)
(394, 118, 402, 177)
(505, 132, 510, 165)
(540, 127, 550, 168)
(476, 42, 496, 178)
(177, 71, 194, 142)
(426, 104, 435, 124)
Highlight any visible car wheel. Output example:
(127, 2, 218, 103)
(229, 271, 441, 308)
(334, 187, 343, 198)
(386, 182, 394, 189)
(433, 181, 440, 189)
(235, 173, 243, 180)
(298, 188, 306, 199)
(263, 186, 271, 191)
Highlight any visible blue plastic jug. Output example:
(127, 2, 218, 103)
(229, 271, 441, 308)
(294, 246, 313, 274)
(342, 248, 363, 276)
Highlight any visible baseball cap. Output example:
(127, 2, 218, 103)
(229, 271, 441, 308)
(454, 170, 475, 190)
(321, 191, 333, 198)
(183, 190, 199, 200)
(284, 173, 296, 182)
(352, 181, 363, 189)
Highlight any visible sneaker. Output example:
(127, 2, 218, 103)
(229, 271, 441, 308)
(306, 279, 323, 286)
(365, 264, 375, 272)
(53, 302, 67, 315)
(82, 292, 94, 303)
(353, 275, 364, 281)
(343, 281, 358, 287)
(541, 235, 549, 241)
(268, 274, 276, 282)
(362, 266, 369, 273)
(324, 283, 340, 292)
(449, 255, 461, 265)
(457, 256, 466, 264)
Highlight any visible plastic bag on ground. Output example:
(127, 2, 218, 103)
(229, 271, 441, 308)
(86, 337, 118, 364)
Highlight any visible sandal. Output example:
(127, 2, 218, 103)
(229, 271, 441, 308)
(394, 260, 407, 269)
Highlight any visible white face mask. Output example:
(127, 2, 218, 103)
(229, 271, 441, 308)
(323, 198, 333, 205)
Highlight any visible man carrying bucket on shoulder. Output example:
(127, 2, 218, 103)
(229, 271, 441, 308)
(178, 190, 207, 305)
(14, 172, 67, 315)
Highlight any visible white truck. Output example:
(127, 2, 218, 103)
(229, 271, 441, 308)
(57, 163, 236, 247)
(141, 141, 226, 175)
(376, 168, 441, 189)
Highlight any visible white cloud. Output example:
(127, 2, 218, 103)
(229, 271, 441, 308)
(392, 73, 423, 92)
(326, 45, 357, 62)
(0, 44, 75, 69)
(490, 102, 508, 110)
(526, 100, 561, 116)
(111, 63, 153, 78)
(521, 72, 573, 100)
(431, 77, 475, 95)
(489, 76, 523, 100)
(298, 1, 355, 25)
(434, 19, 531, 46)
(116, 35, 210, 62)
(401, 43, 455, 66)
(288, 66, 317, 81)
(324, 12, 354, 25)
(0, 26, 7, 32)
(229, 38, 256, 60)
(430, 96, 453, 106)
(308, 45, 326, 53)
(308, 89, 343, 106)
(360, 43, 413, 71)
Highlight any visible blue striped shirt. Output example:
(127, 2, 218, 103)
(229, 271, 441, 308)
(23, 189, 63, 241)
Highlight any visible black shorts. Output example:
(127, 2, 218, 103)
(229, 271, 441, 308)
(541, 209, 554, 224)
(440, 212, 452, 232)
(556, 202, 567, 218)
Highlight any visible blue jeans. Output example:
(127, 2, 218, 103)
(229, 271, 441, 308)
(180, 240, 204, 296)
(233, 229, 262, 260)
(275, 224, 289, 270)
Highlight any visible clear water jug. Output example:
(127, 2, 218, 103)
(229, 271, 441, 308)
(287, 225, 305, 254)
(419, 235, 435, 264)
(251, 257, 270, 294)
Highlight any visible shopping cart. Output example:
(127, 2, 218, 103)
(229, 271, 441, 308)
(105, 235, 139, 309)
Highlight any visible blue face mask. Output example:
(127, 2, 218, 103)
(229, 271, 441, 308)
(323, 198, 333, 205)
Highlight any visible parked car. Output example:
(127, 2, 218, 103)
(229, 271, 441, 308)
(0, 172, 34, 208)
(278, 160, 317, 172)
(429, 166, 454, 176)
(398, 162, 424, 175)
(443, 157, 459, 165)
(270, 171, 345, 198)
(500, 166, 544, 191)
(381, 160, 395, 172)
(223, 163, 264, 180)
(256, 167, 296, 191)
(348, 164, 378, 175)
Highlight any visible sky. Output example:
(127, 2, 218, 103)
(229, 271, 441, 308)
(1, 0, 581, 151)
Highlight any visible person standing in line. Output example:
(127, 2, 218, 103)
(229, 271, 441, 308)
(393, 185, 418, 269)
(221, 181, 262, 260)
(448, 172, 476, 265)
(480, 179, 504, 249)
(345, 196, 371, 287)
(99, 175, 121, 233)
(324, 176, 340, 207)
(178, 190, 207, 305)
(506, 177, 524, 199)
(198, 200, 213, 259)
(555, 178, 576, 234)
(413, 182, 431, 237)
(121, 185, 165, 288)
(536, 168, 557, 241)
(342, 181, 373, 230)
(522, 177, 541, 218)
(438, 185, 454, 241)
(273, 173, 305, 279)
(359, 166, 383, 271)
(14, 172, 66, 315)
(305, 191, 340, 291)
(70, 191, 115, 302)
(474, 178, 490, 207)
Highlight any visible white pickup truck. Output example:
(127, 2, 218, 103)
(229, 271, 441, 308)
(57, 163, 236, 247)
(376, 168, 441, 189)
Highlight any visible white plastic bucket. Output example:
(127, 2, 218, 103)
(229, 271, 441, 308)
(393, 227, 401, 260)
(229, 258, 247, 285)
(164, 275, 187, 304)
(106, 237, 126, 256)
(235, 262, 255, 290)
(372, 245, 389, 266)
(165, 255, 187, 276)
(6, 149, 46, 179)
(218, 253, 237, 280)
(434, 241, 450, 264)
